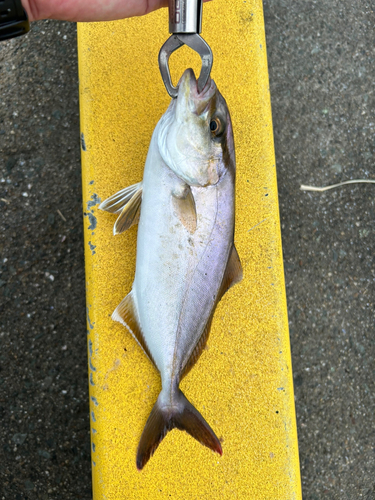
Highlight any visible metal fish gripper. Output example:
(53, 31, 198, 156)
(159, 0, 213, 98)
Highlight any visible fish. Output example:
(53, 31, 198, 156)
(99, 68, 242, 470)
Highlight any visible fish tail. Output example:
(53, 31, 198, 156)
(136, 388, 222, 470)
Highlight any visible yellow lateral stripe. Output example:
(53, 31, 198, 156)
(78, 1, 302, 498)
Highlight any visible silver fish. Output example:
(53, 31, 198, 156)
(99, 69, 242, 470)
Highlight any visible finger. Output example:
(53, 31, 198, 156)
(23, 0, 212, 23)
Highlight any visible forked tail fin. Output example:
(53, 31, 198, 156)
(136, 388, 222, 470)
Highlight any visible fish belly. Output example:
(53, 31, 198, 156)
(133, 145, 234, 385)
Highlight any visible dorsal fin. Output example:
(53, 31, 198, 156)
(217, 244, 243, 301)
(181, 311, 214, 379)
(172, 186, 197, 234)
(112, 292, 156, 368)
(181, 245, 243, 379)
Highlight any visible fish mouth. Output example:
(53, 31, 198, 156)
(178, 68, 216, 115)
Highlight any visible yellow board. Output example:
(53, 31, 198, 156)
(78, 1, 301, 498)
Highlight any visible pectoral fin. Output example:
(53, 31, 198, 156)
(112, 291, 156, 368)
(172, 186, 197, 234)
(99, 182, 143, 234)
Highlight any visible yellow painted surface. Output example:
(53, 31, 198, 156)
(78, 1, 301, 498)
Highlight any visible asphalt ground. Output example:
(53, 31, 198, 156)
(0, 1, 374, 499)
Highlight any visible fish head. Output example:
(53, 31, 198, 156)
(158, 68, 235, 187)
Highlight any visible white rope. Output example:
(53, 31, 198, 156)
(300, 179, 375, 192)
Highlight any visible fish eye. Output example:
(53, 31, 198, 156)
(210, 117, 221, 135)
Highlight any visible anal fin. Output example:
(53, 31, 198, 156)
(112, 292, 156, 367)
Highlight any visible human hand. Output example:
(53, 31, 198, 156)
(22, 0, 212, 23)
